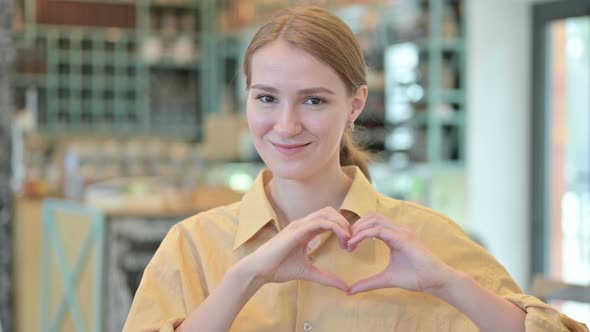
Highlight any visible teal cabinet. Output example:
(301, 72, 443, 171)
(13, 0, 219, 139)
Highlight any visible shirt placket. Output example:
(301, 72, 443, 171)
(295, 235, 323, 332)
(295, 211, 359, 331)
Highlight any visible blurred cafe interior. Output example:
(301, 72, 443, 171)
(0, 0, 589, 331)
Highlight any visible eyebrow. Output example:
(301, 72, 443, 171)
(250, 84, 335, 95)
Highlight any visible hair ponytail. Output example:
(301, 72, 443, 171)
(340, 131, 373, 181)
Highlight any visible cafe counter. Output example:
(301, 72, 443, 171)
(12, 186, 242, 332)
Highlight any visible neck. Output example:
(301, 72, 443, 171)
(266, 164, 352, 226)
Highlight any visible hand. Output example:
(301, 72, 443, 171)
(237, 207, 351, 292)
(347, 212, 457, 295)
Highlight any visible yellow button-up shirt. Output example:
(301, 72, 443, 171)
(123, 166, 588, 332)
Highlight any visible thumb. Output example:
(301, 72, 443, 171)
(348, 271, 390, 295)
(301, 264, 349, 292)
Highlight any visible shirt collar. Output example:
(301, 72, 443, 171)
(234, 169, 278, 250)
(338, 166, 378, 219)
(233, 166, 378, 250)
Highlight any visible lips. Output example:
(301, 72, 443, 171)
(271, 142, 311, 156)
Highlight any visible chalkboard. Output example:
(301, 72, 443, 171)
(105, 216, 181, 332)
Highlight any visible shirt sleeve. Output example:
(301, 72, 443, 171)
(419, 210, 589, 332)
(503, 293, 589, 332)
(454, 229, 589, 332)
(122, 224, 208, 332)
(473, 251, 589, 331)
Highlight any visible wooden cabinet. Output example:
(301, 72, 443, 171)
(13, 198, 44, 332)
(12, 198, 180, 332)
(12, 185, 241, 332)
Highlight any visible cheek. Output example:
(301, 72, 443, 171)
(246, 109, 273, 139)
(306, 116, 345, 142)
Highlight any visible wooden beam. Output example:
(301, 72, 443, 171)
(530, 275, 590, 304)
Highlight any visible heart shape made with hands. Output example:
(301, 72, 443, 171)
(302, 215, 447, 296)
(302, 226, 393, 295)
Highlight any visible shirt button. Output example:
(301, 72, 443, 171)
(303, 322, 312, 331)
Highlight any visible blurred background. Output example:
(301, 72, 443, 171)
(0, 0, 588, 331)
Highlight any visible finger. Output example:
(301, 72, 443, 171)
(348, 270, 391, 295)
(350, 215, 390, 236)
(301, 264, 349, 292)
(310, 207, 351, 237)
(350, 212, 377, 234)
(347, 226, 398, 252)
(302, 218, 350, 249)
(351, 213, 402, 236)
(348, 226, 412, 253)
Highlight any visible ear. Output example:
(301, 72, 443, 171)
(349, 85, 368, 123)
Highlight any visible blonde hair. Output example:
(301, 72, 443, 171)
(243, 6, 374, 180)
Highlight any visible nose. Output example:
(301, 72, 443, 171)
(274, 104, 302, 137)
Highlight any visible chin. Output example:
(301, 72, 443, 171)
(264, 159, 319, 181)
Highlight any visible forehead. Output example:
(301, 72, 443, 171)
(250, 39, 346, 93)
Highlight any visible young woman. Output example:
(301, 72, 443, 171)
(123, 6, 588, 332)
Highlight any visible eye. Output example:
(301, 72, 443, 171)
(256, 95, 275, 103)
(304, 97, 326, 105)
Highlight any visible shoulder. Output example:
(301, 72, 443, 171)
(173, 201, 241, 237)
(375, 193, 466, 236)
(146, 201, 242, 276)
(375, 195, 515, 284)
(179, 201, 241, 227)
(156, 201, 242, 256)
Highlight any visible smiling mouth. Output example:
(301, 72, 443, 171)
(272, 142, 310, 149)
(271, 142, 311, 155)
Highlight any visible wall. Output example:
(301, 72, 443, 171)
(465, 0, 556, 289)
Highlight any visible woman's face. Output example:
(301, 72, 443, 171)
(246, 39, 366, 181)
